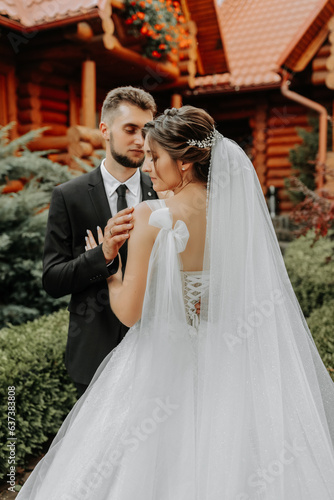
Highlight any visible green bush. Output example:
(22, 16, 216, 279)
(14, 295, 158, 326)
(0, 309, 76, 479)
(307, 299, 334, 382)
(284, 230, 334, 317)
(0, 123, 76, 328)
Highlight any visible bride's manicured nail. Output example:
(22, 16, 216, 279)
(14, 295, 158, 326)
(97, 226, 100, 230)
(86, 229, 90, 234)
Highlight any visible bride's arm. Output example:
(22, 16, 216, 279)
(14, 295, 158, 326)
(107, 202, 155, 328)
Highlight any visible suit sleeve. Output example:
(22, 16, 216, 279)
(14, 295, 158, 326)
(42, 187, 111, 298)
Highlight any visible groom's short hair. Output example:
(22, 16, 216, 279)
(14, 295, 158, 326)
(101, 86, 156, 124)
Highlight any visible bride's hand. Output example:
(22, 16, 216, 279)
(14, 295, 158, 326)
(85, 226, 104, 251)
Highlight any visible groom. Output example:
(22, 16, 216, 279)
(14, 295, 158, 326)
(43, 87, 158, 396)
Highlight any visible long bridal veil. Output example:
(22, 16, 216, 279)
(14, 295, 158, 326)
(197, 132, 334, 498)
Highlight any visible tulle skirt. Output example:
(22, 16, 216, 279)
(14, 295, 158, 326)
(16, 316, 334, 500)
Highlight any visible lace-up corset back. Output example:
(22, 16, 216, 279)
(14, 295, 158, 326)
(145, 199, 209, 328)
(181, 271, 209, 326)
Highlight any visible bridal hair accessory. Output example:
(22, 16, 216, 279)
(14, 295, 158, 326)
(187, 128, 217, 148)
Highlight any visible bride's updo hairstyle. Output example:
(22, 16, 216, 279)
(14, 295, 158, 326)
(143, 105, 215, 183)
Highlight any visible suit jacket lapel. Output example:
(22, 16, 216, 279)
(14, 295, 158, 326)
(88, 166, 112, 227)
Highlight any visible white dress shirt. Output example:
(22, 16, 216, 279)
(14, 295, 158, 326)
(100, 159, 142, 216)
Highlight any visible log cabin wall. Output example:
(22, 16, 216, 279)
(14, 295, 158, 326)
(0, 42, 18, 138)
(16, 63, 74, 156)
(265, 103, 310, 214)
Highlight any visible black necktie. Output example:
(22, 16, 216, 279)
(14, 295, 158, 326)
(116, 184, 128, 213)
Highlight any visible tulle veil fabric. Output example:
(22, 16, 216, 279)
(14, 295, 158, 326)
(17, 134, 334, 499)
(197, 133, 334, 498)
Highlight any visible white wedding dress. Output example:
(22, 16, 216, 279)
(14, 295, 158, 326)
(17, 192, 334, 497)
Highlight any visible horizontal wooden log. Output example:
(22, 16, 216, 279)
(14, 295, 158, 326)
(267, 115, 308, 128)
(267, 126, 311, 137)
(19, 83, 69, 101)
(68, 141, 94, 158)
(267, 168, 294, 178)
(18, 123, 68, 136)
(278, 200, 295, 212)
(312, 57, 328, 72)
(28, 135, 69, 151)
(18, 109, 68, 125)
(317, 44, 331, 57)
(266, 157, 291, 168)
(311, 71, 327, 86)
(267, 145, 298, 157)
(67, 126, 105, 149)
(18, 97, 68, 112)
(267, 135, 303, 146)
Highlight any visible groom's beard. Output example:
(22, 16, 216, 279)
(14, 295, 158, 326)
(109, 135, 144, 170)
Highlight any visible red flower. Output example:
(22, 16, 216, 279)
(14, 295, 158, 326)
(137, 11, 145, 19)
(131, 0, 136, 4)
(152, 50, 162, 58)
(140, 25, 148, 34)
(140, 0, 146, 7)
(125, 18, 133, 24)
(159, 43, 166, 50)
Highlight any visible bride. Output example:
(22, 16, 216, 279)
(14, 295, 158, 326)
(17, 106, 334, 499)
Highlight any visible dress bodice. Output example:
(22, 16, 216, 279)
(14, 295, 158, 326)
(181, 271, 209, 327)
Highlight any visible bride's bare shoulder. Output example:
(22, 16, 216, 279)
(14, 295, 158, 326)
(130, 202, 159, 240)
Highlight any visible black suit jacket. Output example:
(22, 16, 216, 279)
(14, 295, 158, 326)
(42, 166, 157, 385)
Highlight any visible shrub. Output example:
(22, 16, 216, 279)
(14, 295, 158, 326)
(0, 309, 76, 479)
(307, 300, 334, 382)
(284, 230, 334, 317)
(0, 123, 76, 327)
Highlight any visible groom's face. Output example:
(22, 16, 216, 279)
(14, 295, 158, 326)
(106, 103, 153, 169)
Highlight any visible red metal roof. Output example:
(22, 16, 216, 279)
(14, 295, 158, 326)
(0, 0, 106, 26)
(195, 0, 333, 90)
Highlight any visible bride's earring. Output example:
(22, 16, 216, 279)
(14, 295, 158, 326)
(182, 168, 185, 171)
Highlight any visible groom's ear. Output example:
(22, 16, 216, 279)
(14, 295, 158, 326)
(100, 122, 109, 141)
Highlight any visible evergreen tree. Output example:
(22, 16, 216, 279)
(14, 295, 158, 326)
(0, 123, 77, 328)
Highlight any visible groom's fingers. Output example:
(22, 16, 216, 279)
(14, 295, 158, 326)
(105, 207, 134, 230)
(86, 230, 97, 249)
(107, 222, 134, 237)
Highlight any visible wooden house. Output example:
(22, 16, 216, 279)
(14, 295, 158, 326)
(183, 0, 334, 213)
(0, 0, 334, 213)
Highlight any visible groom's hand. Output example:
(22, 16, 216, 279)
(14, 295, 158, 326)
(102, 207, 134, 263)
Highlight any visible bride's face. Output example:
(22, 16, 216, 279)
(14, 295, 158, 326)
(142, 136, 183, 192)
